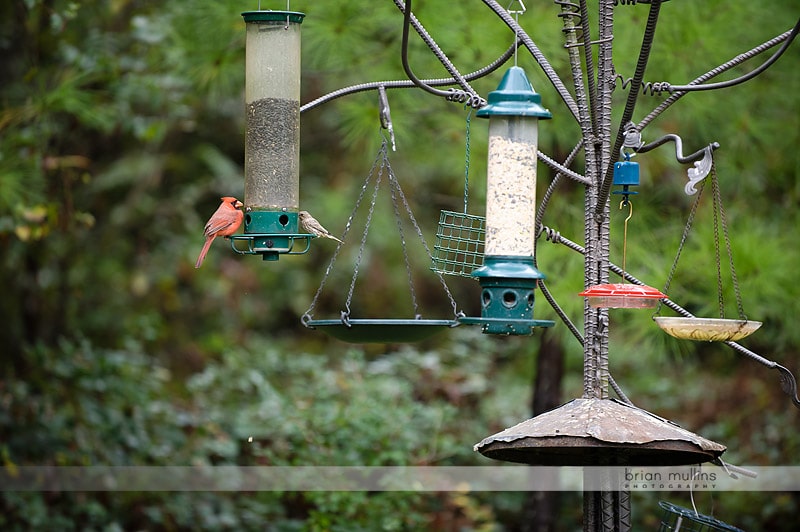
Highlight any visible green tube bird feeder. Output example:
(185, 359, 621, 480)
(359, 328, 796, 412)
(230, 10, 311, 260)
(458, 66, 555, 335)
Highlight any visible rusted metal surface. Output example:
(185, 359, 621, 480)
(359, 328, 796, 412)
(474, 398, 725, 466)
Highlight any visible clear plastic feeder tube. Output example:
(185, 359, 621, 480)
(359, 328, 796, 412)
(242, 11, 304, 213)
(484, 115, 539, 257)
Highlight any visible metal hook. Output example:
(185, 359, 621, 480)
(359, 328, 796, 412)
(378, 85, 396, 152)
(619, 199, 633, 276)
(619, 198, 633, 219)
(506, 0, 526, 15)
(632, 133, 720, 195)
(506, 1, 525, 66)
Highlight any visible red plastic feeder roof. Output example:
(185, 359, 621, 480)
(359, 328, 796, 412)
(579, 283, 667, 309)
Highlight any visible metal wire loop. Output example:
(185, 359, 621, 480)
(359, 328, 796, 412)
(446, 88, 486, 108)
(612, 72, 673, 96)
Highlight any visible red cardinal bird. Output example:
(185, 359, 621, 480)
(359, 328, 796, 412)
(195, 196, 244, 268)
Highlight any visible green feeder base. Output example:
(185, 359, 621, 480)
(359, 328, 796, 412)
(458, 316, 554, 336)
(469, 256, 550, 335)
(232, 210, 313, 260)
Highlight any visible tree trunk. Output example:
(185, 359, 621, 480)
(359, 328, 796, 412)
(521, 329, 564, 532)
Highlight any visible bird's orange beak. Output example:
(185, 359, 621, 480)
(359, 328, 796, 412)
(234, 200, 243, 209)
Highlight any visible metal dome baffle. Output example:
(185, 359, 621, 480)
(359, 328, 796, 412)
(474, 398, 725, 466)
(230, 10, 312, 261)
(457, 66, 555, 336)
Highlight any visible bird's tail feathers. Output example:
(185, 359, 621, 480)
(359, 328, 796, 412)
(195, 236, 215, 268)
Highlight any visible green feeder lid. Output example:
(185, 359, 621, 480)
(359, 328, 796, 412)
(477, 66, 552, 119)
(471, 256, 546, 280)
(242, 11, 305, 24)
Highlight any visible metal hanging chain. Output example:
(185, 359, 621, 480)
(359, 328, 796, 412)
(711, 163, 746, 320)
(343, 141, 387, 322)
(301, 137, 387, 326)
(711, 171, 724, 318)
(655, 162, 746, 321)
(387, 154, 463, 319)
(655, 178, 705, 317)
(387, 154, 421, 318)
(462, 107, 472, 214)
(303, 135, 463, 324)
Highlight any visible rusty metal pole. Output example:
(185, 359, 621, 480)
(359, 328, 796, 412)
(585, 0, 616, 529)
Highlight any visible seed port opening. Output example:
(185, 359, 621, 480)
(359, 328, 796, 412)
(502, 290, 517, 308)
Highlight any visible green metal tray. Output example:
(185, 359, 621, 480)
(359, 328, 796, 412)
(305, 319, 459, 343)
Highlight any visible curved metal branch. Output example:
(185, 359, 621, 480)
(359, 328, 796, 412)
(538, 150, 590, 185)
(300, 40, 519, 113)
(638, 26, 797, 131)
(397, 0, 488, 108)
(482, 0, 581, 122)
(666, 17, 800, 93)
(622, 131, 720, 195)
(634, 134, 719, 164)
(774, 365, 800, 409)
(399, 0, 459, 100)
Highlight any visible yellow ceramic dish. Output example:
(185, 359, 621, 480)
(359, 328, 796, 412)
(654, 317, 762, 342)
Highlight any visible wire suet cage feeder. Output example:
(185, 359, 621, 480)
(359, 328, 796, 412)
(430, 210, 485, 278)
(658, 501, 744, 532)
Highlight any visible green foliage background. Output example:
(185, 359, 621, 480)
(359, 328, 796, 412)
(0, 0, 798, 529)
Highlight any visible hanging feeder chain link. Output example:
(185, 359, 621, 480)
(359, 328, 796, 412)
(462, 107, 472, 214)
(301, 139, 388, 326)
(387, 154, 464, 319)
(303, 138, 463, 325)
(711, 164, 746, 320)
(711, 172, 725, 319)
(387, 158, 421, 318)
(343, 144, 387, 322)
(656, 179, 705, 316)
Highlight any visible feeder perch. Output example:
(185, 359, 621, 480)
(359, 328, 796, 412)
(461, 66, 554, 335)
(239, 10, 310, 261)
(580, 283, 666, 309)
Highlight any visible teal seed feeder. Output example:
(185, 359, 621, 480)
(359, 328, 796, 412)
(459, 67, 555, 335)
(230, 10, 311, 261)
